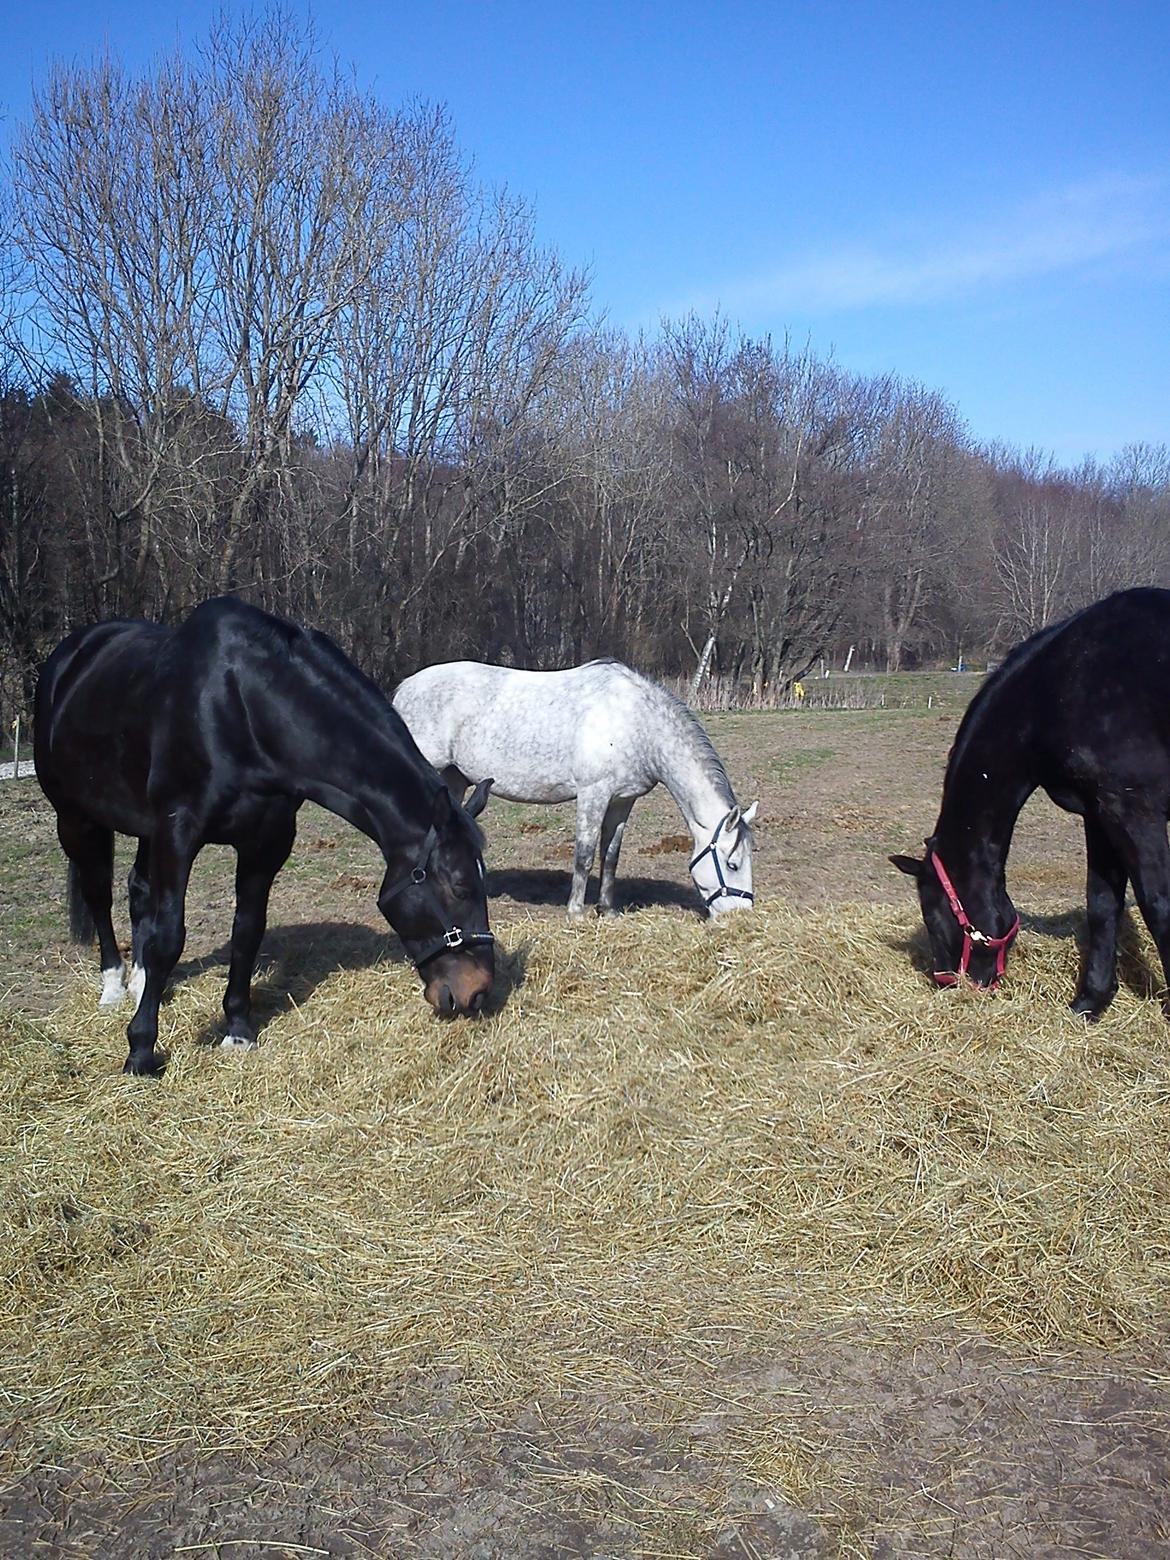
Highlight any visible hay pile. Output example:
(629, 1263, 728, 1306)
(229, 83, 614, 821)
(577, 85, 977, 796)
(2, 902, 1168, 1483)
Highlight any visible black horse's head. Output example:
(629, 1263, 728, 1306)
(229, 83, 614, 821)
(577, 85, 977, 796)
(891, 838, 1019, 989)
(379, 779, 496, 1017)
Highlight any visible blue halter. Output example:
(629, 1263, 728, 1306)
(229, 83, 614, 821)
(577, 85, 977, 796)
(688, 812, 754, 909)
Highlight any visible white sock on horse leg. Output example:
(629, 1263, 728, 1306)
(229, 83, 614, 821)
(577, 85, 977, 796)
(99, 965, 126, 1007)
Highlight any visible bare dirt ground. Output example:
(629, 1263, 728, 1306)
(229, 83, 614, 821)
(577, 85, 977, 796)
(2, 693, 1167, 1558)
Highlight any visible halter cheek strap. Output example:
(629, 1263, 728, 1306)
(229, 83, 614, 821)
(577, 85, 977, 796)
(689, 813, 754, 909)
(929, 850, 1019, 988)
(381, 824, 495, 969)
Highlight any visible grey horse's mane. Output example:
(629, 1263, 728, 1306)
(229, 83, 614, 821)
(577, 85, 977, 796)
(583, 658, 737, 809)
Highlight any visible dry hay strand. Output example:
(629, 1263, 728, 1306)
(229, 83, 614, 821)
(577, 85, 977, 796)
(2, 902, 1169, 1534)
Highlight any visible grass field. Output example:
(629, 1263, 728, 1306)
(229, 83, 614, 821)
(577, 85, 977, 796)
(1, 693, 1168, 1558)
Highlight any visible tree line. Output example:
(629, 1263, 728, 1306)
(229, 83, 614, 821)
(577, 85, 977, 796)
(2, 11, 1167, 716)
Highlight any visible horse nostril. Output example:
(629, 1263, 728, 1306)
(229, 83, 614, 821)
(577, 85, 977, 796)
(440, 984, 456, 1017)
(468, 990, 486, 1017)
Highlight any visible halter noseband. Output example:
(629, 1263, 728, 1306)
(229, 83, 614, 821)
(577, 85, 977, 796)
(381, 824, 494, 969)
(689, 812, 754, 909)
(928, 848, 1019, 988)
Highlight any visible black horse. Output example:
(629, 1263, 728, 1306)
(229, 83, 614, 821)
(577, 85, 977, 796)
(893, 587, 1170, 1016)
(34, 596, 495, 1075)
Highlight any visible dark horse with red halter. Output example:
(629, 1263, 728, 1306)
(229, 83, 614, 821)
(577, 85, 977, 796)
(35, 597, 495, 1075)
(893, 588, 1170, 1015)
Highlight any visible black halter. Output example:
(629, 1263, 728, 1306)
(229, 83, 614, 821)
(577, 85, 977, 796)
(688, 813, 754, 909)
(381, 824, 495, 969)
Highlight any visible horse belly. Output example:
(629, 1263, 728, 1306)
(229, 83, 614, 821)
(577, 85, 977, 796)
(453, 733, 578, 804)
(431, 668, 651, 806)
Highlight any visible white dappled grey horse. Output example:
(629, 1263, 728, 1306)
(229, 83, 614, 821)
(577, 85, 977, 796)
(393, 659, 757, 917)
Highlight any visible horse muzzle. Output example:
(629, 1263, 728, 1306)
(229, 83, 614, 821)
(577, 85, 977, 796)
(421, 948, 495, 1018)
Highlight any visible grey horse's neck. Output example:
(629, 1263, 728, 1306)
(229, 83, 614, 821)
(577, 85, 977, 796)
(650, 691, 736, 840)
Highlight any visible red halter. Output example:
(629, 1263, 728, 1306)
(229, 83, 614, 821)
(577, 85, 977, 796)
(928, 849, 1019, 989)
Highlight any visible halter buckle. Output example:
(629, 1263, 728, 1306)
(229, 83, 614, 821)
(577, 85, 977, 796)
(443, 927, 465, 949)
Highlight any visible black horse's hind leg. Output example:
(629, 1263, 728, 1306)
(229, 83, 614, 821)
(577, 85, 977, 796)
(221, 805, 298, 1050)
(1072, 817, 1127, 1017)
(1098, 802, 1170, 1014)
(125, 810, 200, 1076)
(56, 810, 124, 1006)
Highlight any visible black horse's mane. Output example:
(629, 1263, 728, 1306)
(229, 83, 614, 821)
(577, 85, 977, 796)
(943, 610, 1077, 786)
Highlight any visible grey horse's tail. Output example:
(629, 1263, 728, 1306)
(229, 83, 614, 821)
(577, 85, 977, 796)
(68, 859, 97, 943)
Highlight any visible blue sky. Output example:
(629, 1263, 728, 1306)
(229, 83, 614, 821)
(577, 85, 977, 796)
(2, 1, 1167, 465)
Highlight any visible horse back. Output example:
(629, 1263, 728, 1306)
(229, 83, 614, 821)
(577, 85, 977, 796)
(957, 589, 1170, 808)
(394, 658, 659, 800)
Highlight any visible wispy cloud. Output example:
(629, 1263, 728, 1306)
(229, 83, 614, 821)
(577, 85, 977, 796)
(703, 173, 1168, 316)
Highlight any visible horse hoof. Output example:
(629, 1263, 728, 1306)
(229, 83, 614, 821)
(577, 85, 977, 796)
(220, 1034, 257, 1052)
(1069, 995, 1110, 1021)
(123, 1050, 164, 1078)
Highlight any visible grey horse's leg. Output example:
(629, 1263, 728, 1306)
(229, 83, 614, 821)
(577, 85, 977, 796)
(597, 797, 636, 916)
(568, 788, 610, 916)
(440, 765, 469, 805)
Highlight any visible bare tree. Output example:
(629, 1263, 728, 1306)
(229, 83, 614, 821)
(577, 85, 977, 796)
(329, 107, 589, 673)
(661, 318, 862, 698)
(859, 380, 968, 671)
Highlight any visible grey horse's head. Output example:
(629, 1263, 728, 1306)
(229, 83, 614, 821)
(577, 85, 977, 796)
(689, 801, 758, 915)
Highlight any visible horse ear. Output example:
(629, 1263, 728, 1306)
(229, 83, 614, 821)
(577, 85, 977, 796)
(432, 787, 455, 826)
(465, 777, 493, 819)
(889, 853, 924, 879)
(741, 800, 759, 826)
(724, 805, 741, 834)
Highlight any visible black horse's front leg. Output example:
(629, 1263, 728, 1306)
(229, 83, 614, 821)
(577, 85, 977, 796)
(125, 836, 151, 1008)
(125, 812, 200, 1076)
(1072, 815, 1127, 1018)
(221, 806, 297, 1049)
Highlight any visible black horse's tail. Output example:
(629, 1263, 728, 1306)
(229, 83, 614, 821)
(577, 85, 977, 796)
(68, 860, 98, 943)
